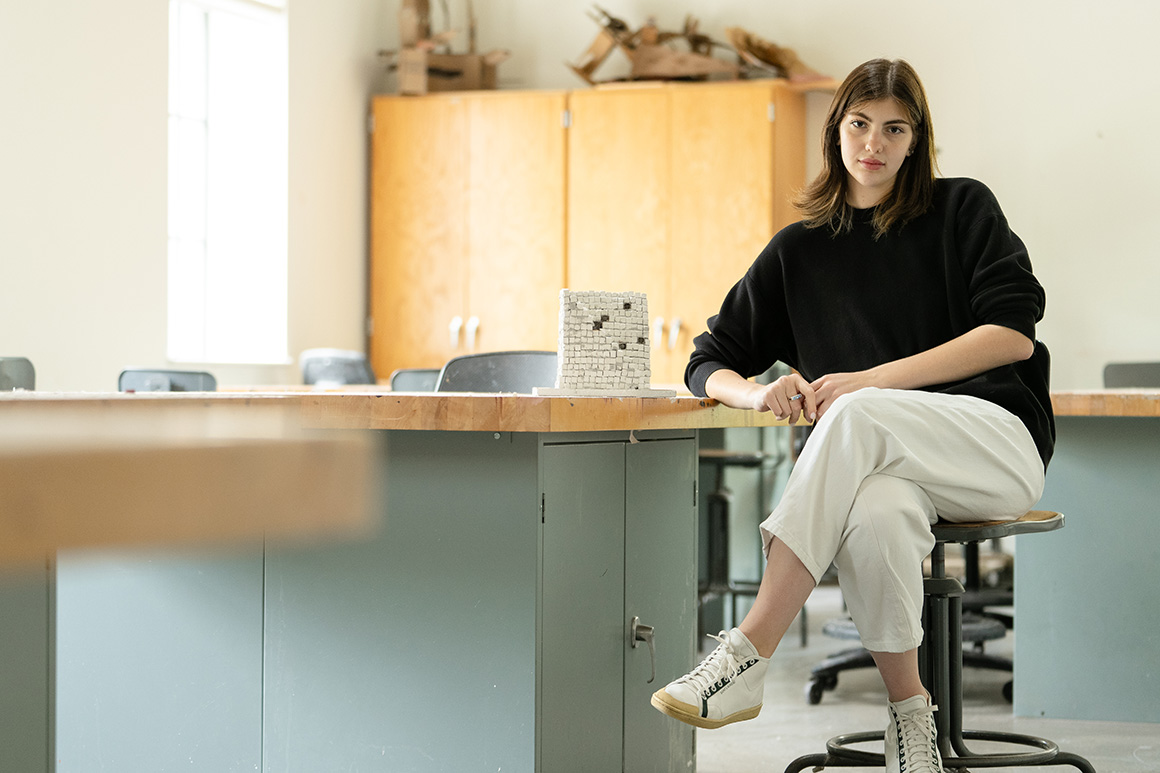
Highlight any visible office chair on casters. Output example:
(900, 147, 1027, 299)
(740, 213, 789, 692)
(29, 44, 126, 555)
(784, 511, 1095, 773)
(118, 369, 217, 392)
(435, 351, 557, 393)
(0, 357, 35, 390)
(300, 348, 376, 387)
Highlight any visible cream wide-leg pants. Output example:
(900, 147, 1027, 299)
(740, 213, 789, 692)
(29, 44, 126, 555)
(759, 387, 1045, 653)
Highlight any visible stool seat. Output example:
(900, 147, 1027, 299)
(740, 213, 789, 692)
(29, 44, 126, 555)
(697, 448, 767, 468)
(785, 510, 1095, 773)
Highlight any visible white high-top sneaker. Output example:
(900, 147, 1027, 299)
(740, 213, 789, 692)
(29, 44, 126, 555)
(885, 694, 944, 773)
(650, 628, 769, 729)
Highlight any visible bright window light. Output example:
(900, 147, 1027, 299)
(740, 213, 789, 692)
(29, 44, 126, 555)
(167, 0, 288, 364)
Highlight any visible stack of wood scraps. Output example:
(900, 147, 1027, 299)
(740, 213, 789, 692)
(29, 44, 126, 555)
(383, 0, 510, 95)
(570, 5, 829, 87)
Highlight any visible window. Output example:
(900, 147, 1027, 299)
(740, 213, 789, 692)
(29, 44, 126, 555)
(167, 0, 288, 364)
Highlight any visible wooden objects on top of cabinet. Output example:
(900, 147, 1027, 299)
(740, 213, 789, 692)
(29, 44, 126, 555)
(369, 90, 566, 378)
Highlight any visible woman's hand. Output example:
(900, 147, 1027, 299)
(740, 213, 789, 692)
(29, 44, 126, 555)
(808, 370, 875, 419)
(752, 374, 817, 423)
(704, 370, 816, 424)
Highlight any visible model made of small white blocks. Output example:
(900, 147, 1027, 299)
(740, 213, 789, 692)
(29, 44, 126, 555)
(553, 289, 653, 392)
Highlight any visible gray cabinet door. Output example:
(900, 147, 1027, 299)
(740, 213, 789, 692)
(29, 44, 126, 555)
(540, 441, 626, 772)
(0, 564, 51, 773)
(624, 437, 696, 772)
(540, 434, 697, 773)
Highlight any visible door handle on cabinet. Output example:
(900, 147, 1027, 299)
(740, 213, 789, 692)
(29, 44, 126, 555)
(668, 317, 682, 350)
(449, 316, 463, 348)
(465, 316, 480, 350)
(630, 616, 656, 684)
(652, 317, 665, 347)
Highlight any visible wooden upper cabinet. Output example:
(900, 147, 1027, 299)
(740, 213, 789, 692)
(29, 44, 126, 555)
(567, 81, 808, 385)
(371, 96, 469, 376)
(666, 81, 806, 384)
(370, 81, 808, 387)
(369, 91, 566, 377)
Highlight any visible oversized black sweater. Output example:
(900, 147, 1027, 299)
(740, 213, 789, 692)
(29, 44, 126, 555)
(686, 177, 1055, 468)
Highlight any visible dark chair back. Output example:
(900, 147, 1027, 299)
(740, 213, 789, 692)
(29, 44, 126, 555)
(118, 369, 217, 392)
(389, 368, 440, 392)
(300, 349, 376, 386)
(0, 357, 35, 390)
(1103, 361, 1160, 387)
(435, 351, 557, 394)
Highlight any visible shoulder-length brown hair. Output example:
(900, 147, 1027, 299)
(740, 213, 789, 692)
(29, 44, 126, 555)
(795, 58, 938, 238)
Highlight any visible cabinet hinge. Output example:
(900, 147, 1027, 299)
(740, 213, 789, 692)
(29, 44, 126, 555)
(693, 479, 698, 505)
(767, 103, 776, 123)
(541, 493, 546, 523)
(562, 109, 572, 129)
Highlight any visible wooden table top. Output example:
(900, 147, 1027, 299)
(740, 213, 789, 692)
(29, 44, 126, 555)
(1049, 390, 1160, 417)
(4, 387, 1153, 564)
(0, 392, 374, 565)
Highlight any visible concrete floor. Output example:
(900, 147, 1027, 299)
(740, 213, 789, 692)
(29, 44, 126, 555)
(694, 585, 1160, 773)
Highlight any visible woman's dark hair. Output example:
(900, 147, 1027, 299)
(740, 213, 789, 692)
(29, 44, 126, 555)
(794, 58, 938, 238)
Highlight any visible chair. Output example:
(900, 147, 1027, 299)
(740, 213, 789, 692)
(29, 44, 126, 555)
(785, 511, 1095, 773)
(1103, 361, 1160, 387)
(435, 351, 557, 393)
(0, 357, 35, 390)
(299, 348, 376, 386)
(118, 369, 217, 392)
(389, 368, 440, 392)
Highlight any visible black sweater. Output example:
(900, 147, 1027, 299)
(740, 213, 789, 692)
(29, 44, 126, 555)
(686, 177, 1055, 468)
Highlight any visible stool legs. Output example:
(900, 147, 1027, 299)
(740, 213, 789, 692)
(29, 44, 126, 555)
(783, 543, 1096, 773)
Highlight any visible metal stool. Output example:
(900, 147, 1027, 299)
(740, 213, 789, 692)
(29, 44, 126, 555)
(785, 511, 1096, 773)
(698, 448, 767, 637)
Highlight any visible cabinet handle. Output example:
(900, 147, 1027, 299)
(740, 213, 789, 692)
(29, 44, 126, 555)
(652, 317, 665, 347)
(465, 316, 480, 350)
(449, 316, 463, 348)
(630, 616, 656, 684)
(668, 317, 682, 351)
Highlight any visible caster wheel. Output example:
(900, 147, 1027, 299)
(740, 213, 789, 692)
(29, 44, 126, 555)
(805, 679, 827, 705)
(1002, 679, 1013, 703)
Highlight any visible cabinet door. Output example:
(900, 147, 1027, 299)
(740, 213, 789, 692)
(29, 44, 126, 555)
(567, 87, 672, 377)
(370, 96, 469, 374)
(467, 92, 566, 353)
(624, 437, 697, 772)
(540, 441, 626, 772)
(668, 82, 777, 382)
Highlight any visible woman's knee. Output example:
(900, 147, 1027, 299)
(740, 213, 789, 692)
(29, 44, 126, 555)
(837, 475, 936, 566)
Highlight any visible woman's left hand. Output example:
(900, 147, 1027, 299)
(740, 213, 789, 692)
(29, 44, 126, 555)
(809, 370, 876, 419)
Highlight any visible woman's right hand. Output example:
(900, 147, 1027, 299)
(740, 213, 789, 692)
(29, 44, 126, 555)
(752, 374, 816, 423)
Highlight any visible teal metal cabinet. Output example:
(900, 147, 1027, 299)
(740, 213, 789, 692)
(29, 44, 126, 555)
(51, 428, 697, 771)
(0, 563, 52, 773)
(540, 434, 696, 772)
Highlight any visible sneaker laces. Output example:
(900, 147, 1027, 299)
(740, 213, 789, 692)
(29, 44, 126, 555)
(895, 702, 941, 772)
(673, 631, 746, 696)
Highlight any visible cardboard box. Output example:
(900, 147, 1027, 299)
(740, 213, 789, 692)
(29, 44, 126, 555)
(397, 48, 508, 95)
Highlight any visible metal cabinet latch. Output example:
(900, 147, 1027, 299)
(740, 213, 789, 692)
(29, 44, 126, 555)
(630, 616, 656, 684)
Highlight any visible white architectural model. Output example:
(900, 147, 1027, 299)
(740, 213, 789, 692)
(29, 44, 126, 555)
(536, 289, 675, 397)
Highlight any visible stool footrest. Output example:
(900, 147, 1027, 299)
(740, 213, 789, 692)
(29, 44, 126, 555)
(782, 728, 1089, 773)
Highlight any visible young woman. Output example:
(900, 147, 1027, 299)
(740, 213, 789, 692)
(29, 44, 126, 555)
(649, 59, 1053, 773)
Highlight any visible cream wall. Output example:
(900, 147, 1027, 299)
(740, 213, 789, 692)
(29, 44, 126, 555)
(459, 0, 1159, 389)
(0, 0, 391, 391)
(1, 1, 1156, 390)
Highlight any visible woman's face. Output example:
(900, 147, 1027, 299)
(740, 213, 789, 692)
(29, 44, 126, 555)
(838, 98, 916, 208)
